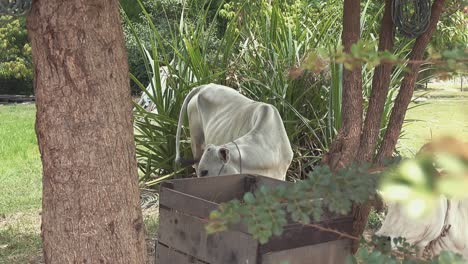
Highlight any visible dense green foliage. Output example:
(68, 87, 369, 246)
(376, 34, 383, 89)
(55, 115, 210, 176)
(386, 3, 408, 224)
(0, 16, 33, 95)
(124, 0, 237, 183)
(120, 0, 223, 93)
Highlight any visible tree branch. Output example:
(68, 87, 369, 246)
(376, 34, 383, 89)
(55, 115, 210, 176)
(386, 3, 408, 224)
(357, 0, 394, 162)
(323, 0, 362, 170)
(376, 0, 447, 164)
(302, 223, 359, 241)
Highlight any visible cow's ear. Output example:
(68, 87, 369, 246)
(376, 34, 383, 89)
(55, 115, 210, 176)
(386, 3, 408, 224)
(218, 147, 230, 164)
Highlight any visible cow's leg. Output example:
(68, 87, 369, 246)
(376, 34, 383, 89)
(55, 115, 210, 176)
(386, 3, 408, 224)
(187, 102, 204, 172)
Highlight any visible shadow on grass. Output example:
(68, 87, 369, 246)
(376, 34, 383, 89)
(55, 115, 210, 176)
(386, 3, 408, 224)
(0, 226, 42, 264)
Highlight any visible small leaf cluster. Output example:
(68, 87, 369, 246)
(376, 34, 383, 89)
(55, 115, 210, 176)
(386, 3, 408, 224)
(427, 47, 468, 76)
(299, 41, 399, 74)
(206, 164, 380, 244)
(348, 235, 466, 264)
(297, 40, 466, 78)
(380, 137, 468, 218)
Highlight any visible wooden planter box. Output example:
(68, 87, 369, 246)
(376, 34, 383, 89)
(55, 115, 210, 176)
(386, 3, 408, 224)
(155, 174, 353, 264)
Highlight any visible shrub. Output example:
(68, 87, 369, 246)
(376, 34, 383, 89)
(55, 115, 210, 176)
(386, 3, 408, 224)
(0, 16, 33, 95)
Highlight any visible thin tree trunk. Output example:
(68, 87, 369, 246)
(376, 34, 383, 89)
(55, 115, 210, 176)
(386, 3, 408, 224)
(321, 0, 363, 252)
(376, 0, 446, 164)
(357, 0, 395, 162)
(349, 0, 396, 252)
(322, 0, 362, 170)
(27, 0, 147, 263)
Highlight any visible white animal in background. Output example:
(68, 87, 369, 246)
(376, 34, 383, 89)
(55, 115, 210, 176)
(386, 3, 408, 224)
(136, 48, 170, 113)
(175, 83, 293, 180)
(376, 197, 468, 258)
(137, 48, 198, 114)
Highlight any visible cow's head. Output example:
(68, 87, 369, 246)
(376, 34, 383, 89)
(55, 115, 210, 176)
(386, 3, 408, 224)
(197, 144, 240, 177)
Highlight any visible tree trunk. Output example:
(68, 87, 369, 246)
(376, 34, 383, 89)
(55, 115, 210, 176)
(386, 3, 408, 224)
(376, 0, 446, 163)
(322, 0, 362, 170)
(357, 0, 395, 162)
(346, 0, 395, 252)
(27, 0, 147, 263)
(321, 0, 363, 252)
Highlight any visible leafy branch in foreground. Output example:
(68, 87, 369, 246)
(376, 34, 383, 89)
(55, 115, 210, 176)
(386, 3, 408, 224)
(291, 42, 467, 79)
(349, 235, 466, 264)
(380, 137, 468, 218)
(206, 164, 380, 243)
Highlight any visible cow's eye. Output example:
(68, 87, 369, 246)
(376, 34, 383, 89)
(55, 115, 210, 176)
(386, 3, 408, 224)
(201, 170, 208, 176)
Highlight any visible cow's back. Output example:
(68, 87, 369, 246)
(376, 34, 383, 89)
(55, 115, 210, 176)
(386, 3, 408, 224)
(190, 84, 257, 145)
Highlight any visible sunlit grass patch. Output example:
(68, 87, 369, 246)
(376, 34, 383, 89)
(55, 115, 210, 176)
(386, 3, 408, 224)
(0, 104, 42, 215)
(0, 209, 42, 264)
(398, 99, 468, 157)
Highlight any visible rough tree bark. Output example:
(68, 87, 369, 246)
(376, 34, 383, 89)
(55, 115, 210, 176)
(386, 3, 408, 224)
(357, 0, 395, 163)
(27, 0, 147, 263)
(322, 0, 362, 170)
(320, 1, 364, 252)
(348, 0, 395, 252)
(376, 0, 446, 164)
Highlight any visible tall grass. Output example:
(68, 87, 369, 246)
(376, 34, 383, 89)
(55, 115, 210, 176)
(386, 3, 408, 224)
(123, 0, 239, 185)
(229, 3, 341, 178)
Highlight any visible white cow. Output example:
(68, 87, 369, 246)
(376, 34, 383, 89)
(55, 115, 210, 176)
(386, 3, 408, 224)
(376, 197, 468, 258)
(175, 83, 293, 180)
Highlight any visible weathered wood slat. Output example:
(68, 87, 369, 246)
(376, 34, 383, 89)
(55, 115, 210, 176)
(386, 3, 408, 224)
(157, 174, 353, 264)
(161, 174, 247, 203)
(156, 243, 208, 264)
(158, 207, 258, 264)
(162, 174, 292, 204)
(159, 187, 219, 219)
(261, 239, 351, 264)
(259, 217, 353, 254)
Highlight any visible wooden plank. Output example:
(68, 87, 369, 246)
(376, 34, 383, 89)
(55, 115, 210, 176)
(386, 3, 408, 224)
(252, 175, 292, 191)
(162, 174, 292, 204)
(161, 174, 247, 203)
(159, 187, 249, 234)
(159, 187, 219, 219)
(155, 243, 207, 264)
(260, 217, 353, 254)
(261, 239, 351, 264)
(158, 207, 258, 264)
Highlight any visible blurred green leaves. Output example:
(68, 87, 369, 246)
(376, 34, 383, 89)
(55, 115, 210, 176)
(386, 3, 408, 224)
(380, 137, 468, 218)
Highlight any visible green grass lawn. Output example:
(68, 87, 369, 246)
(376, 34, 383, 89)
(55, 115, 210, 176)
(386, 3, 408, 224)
(397, 99, 468, 157)
(0, 104, 42, 263)
(414, 79, 467, 99)
(0, 104, 42, 215)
